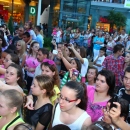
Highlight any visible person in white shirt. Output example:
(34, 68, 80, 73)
(93, 47, 106, 72)
(120, 29, 128, 43)
(56, 27, 61, 43)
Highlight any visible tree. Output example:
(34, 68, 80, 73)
(8, 16, 13, 35)
(107, 10, 127, 31)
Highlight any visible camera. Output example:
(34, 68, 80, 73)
(72, 70, 79, 76)
(110, 94, 119, 109)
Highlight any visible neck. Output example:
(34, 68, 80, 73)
(2, 112, 17, 122)
(113, 53, 119, 59)
(32, 52, 37, 57)
(8, 82, 18, 86)
(95, 90, 108, 98)
(36, 32, 40, 35)
(18, 35, 22, 38)
(125, 90, 130, 95)
(65, 106, 79, 115)
(37, 94, 50, 104)
(88, 80, 95, 86)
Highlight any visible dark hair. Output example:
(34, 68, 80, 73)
(8, 63, 25, 88)
(100, 47, 106, 53)
(4, 49, 15, 54)
(29, 41, 39, 55)
(0, 89, 23, 111)
(26, 21, 33, 29)
(35, 25, 41, 32)
(38, 48, 49, 58)
(86, 121, 112, 130)
(124, 66, 130, 75)
(0, 35, 7, 47)
(7, 44, 17, 54)
(52, 124, 71, 130)
(0, 30, 4, 37)
(70, 58, 81, 72)
(23, 32, 30, 38)
(97, 70, 115, 97)
(108, 98, 129, 121)
(78, 47, 86, 58)
(8, 53, 19, 65)
(65, 81, 87, 110)
(113, 44, 124, 53)
(14, 123, 34, 130)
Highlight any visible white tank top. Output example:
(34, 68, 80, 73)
(52, 104, 90, 130)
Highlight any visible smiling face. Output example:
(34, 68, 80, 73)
(95, 74, 109, 93)
(41, 65, 55, 78)
(4, 66, 19, 85)
(87, 69, 97, 83)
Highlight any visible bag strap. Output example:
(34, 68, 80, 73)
(52, 103, 58, 123)
(5, 115, 20, 130)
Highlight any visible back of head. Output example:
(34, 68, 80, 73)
(23, 32, 30, 38)
(0, 89, 23, 111)
(14, 123, 34, 130)
(86, 121, 113, 130)
(36, 25, 41, 32)
(9, 53, 20, 65)
(7, 44, 17, 54)
(113, 44, 124, 53)
(52, 124, 71, 130)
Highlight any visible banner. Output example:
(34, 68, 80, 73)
(124, 0, 130, 8)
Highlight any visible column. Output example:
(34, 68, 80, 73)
(37, 0, 42, 25)
(58, 0, 64, 27)
(23, 0, 31, 22)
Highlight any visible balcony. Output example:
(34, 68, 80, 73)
(91, 0, 125, 9)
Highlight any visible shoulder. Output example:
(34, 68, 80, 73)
(82, 115, 92, 129)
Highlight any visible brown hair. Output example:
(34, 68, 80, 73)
(0, 89, 23, 111)
(41, 62, 60, 87)
(35, 75, 55, 98)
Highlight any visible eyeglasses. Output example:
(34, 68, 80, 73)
(43, 59, 55, 66)
(59, 94, 77, 103)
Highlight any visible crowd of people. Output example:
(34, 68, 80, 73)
(0, 22, 130, 130)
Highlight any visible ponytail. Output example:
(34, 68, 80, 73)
(65, 81, 87, 110)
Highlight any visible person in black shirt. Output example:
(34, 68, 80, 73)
(117, 66, 130, 124)
(12, 27, 24, 45)
(25, 75, 54, 129)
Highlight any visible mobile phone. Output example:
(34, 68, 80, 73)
(110, 95, 119, 109)
(52, 50, 58, 55)
(72, 70, 79, 76)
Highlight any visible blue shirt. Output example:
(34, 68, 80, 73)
(93, 37, 104, 50)
(36, 34, 43, 48)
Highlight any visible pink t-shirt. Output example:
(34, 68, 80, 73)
(86, 85, 108, 122)
(25, 55, 40, 77)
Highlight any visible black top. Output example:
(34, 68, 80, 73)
(117, 87, 130, 123)
(26, 102, 53, 129)
(12, 36, 22, 45)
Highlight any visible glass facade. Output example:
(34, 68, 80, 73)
(49, 0, 91, 32)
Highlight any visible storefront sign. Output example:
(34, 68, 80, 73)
(99, 16, 109, 23)
(124, 0, 130, 8)
(29, 6, 36, 15)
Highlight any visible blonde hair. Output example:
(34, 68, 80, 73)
(35, 74, 55, 98)
(16, 40, 26, 58)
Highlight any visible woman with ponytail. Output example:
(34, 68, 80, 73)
(52, 81, 91, 130)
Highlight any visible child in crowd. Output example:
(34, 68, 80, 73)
(93, 47, 106, 72)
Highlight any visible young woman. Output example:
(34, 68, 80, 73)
(26, 75, 54, 130)
(0, 89, 24, 130)
(52, 81, 92, 130)
(0, 63, 24, 93)
(0, 35, 8, 51)
(16, 40, 26, 67)
(86, 67, 98, 86)
(25, 59, 60, 108)
(86, 70, 115, 122)
(0, 53, 19, 78)
(25, 41, 40, 92)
